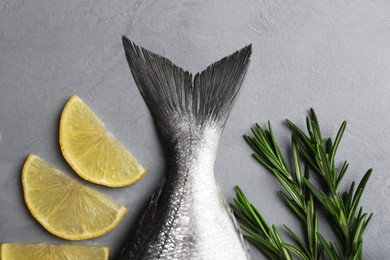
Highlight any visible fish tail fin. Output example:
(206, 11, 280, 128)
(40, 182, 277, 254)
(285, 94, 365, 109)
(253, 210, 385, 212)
(192, 44, 252, 128)
(122, 36, 251, 140)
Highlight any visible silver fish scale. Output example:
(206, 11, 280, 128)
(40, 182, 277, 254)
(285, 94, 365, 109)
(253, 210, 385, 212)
(150, 130, 200, 259)
(119, 129, 201, 259)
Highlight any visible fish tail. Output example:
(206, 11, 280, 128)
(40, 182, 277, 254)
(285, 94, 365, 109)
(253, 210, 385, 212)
(122, 36, 251, 139)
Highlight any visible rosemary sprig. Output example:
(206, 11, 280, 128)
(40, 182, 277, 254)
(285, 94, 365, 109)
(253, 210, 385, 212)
(232, 121, 321, 260)
(231, 186, 293, 260)
(286, 109, 372, 259)
(231, 109, 372, 260)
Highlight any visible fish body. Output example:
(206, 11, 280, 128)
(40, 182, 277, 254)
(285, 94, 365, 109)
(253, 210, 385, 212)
(118, 37, 252, 260)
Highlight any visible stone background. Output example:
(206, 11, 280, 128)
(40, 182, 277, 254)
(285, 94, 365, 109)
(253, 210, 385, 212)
(0, 0, 389, 258)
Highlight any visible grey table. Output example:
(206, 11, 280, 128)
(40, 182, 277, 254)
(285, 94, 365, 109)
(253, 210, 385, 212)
(0, 0, 389, 259)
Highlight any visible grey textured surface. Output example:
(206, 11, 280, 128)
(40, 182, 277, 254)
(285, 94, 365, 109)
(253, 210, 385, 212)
(0, 0, 389, 259)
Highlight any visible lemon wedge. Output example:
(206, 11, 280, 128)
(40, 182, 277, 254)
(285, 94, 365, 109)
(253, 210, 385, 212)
(1, 243, 109, 260)
(59, 95, 146, 187)
(22, 154, 127, 240)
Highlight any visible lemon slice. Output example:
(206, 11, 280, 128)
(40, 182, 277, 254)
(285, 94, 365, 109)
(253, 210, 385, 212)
(22, 154, 127, 240)
(1, 243, 109, 260)
(59, 95, 146, 187)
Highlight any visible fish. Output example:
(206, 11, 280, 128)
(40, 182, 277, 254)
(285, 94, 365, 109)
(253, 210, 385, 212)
(117, 36, 252, 260)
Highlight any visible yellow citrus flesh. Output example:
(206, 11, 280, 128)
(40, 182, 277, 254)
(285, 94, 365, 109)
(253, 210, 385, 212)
(22, 155, 127, 240)
(1, 243, 109, 260)
(59, 95, 146, 187)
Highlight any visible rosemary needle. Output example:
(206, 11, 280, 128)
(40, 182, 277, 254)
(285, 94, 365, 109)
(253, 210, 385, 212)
(231, 109, 372, 260)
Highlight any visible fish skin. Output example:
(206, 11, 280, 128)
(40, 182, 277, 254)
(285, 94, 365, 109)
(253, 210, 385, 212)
(117, 37, 252, 260)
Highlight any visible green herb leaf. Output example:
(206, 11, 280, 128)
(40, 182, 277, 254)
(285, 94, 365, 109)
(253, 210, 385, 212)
(232, 109, 372, 260)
